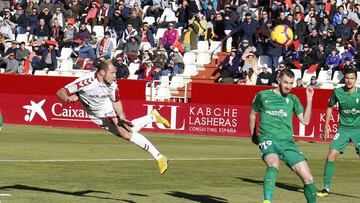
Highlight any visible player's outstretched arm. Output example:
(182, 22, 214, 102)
(112, 101, 133, 127)
(248, 108, 258, 145)
(56, 88, 79, 103)
(321, 107, 333, 141)
(297, 86, 314, 125)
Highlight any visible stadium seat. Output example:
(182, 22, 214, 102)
(58, 47, 73, 60)
(357, 72, 360, 84)
(209, 41, 222, 54)
(60, 71, 74, 77)
(302, 72, 316, 84)
(16, 34, 28, 44)
(155, 86, 171, 101)
(195, 52, 211, 66)
(180, 64, 197, 76)
(258, 55, 271, 68)
(142, 6, 150, 18)
(74, 71, 86, 77)
(86, 24, 92, 33)
(128, 63, 140, 75)
(143, 16, 155, 25)
(128, 74, 138, 80)
(320, 83, 334, 89)
(0, 68, 5, 73)
(292, 69, 302, 87)
(155, 28, 167, 41)
(93, 25, 105, 38)
(34, 70, 48, 76)
(47, 71, 61, 76)
(332, 71, 344, 85)
(59, 59, 74, 72)
(170, 75, 185, 89)
(193, 41, 209, 53)
(110, 37, 117, 51)
(183, 52, 196, 65)
(159, 75, 170, 87)
(317, 70, 331, 83)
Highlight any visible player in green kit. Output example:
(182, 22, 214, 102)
(317, 68, 360, 197)
(249, 69, 317, 203)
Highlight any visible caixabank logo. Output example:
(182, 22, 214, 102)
(22, 99, 91, 123)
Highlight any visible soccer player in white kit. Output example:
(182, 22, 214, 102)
(56, 59, 169, 174)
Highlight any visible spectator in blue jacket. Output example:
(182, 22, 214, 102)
(332, 6, 347, 25)
(325, 48, 340, 78)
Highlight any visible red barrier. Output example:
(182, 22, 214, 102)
(0, 75, 338, 142)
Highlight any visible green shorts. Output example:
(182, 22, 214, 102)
(330, 127, 360, 154)
(259, 139, 306, 168)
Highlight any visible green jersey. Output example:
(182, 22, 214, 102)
(252, 89, 304, 140)
(329, 87, 360, 128)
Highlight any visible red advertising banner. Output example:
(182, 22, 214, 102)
(0, 93, 339, 142)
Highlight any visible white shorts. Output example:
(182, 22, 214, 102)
(88, 114, 119, 136)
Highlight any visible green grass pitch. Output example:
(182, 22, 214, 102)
(0, 124, 359, 203)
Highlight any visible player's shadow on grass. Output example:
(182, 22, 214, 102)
(0, 184, 133, 202)
(166, 191, 228, 203)
(237, 177, 360, 198)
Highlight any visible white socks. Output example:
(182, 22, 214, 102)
(131, 114, 155, 133)
(130, 132, 161, 160)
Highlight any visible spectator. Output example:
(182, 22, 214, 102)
(15, 42, 30, 61)
(179, 23, 199, 52)
(60, 19, 77, 48)
(158, 3, 177, 28)
(86, 31, 98, 49)
(311, 43, 327, 76)
(38, 7, 53, 27)
(85, 1, 100, 27)
(308, 76, 321, 88)
(305, 29, 322, 49)
(240, 12, 258, 45)
(96, 31, 114, 59)
(51, 7, 65, 28)
(269, 62, 286, 86)
(117, 0, 131, 20)
(97, 0, 112, 28)
(294, 12, 307, 44)
(139, 22, 156, 50)
(319, 17, 335, 37)
(123, 34, 140, 63)
(33, 18, 51, 43)
(332, 5, 347, 25)
(256, 64, 272, 86)
(296, 78, 304, 87)
(0, 33, 5, 56)
(298, 44, 314, 77)
(11, 5, 27, 35)
(126, 8, 143, 31)
(160, 22, 179, 51)
(50, 18, 65, 43)
(335, 17, 352, 42)
(0, 18, 15, 41)
(113, 55, 130, 79)
(39, 0, 53, 15)
(27, 8, 39, 35)
(109, 10, 126, 40)
(77, 39, 95, 59)
(37, 40, 60, 72)
(133, 3, 143, 18)
(5, 41, 18, 56)
(168, 47, 184, 75)
(152, 46, 168, 72)
(68, 0, 82, 20)
(211, 48, 241, 83)
(119, 23, 138, 47)
(325, 48, 340, 78)
(3, 53, 19, 74)
(137, 59, 157, 80)
(75, 23, 91, 42)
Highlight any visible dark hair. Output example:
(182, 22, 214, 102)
(343, 67, 358, 78)
(279, 68, 295, 79)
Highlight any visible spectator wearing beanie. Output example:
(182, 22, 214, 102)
(109, 10, 126, 38)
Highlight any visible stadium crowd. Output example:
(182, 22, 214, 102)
(0, 0, 359, 87)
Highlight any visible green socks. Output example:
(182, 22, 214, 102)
(304, 182, 317, 203)
(323, 161, 334, 190)
(264, 167, 278, 201)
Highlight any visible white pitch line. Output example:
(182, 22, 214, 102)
(0, 157, 260, 163)
(0, 193, 12, 196)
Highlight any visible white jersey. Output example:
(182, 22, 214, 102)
(64, 72, 120, 118)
